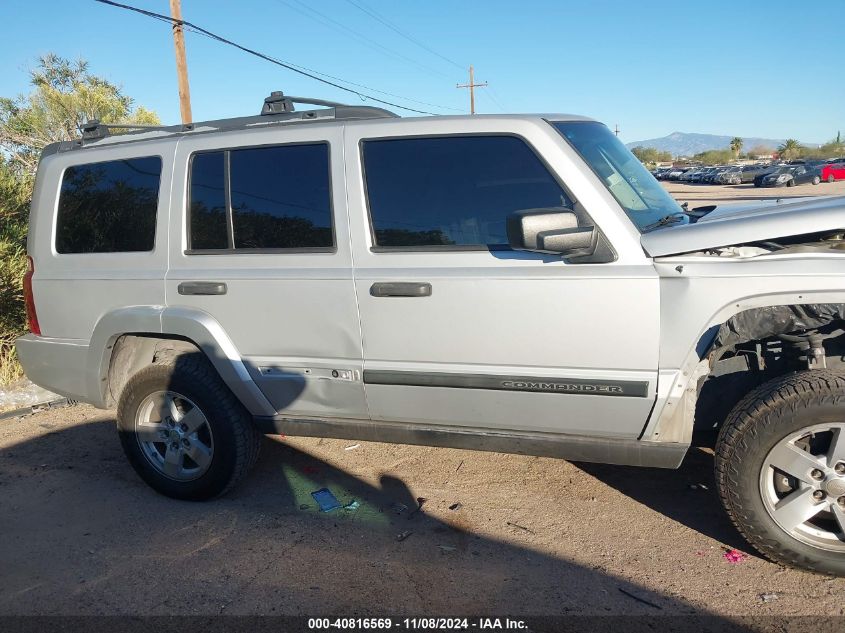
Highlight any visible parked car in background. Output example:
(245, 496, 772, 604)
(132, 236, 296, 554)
(716, 167, 743, 184)
(760, 165, 821, 187)
(736, 165, 768, 183)
(822, 161, 845, 183)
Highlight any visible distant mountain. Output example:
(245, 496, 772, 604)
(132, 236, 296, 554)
(625, 132, 816, 157)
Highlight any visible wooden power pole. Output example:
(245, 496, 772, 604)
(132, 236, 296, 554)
(614, 124, 621, 137)
(456, 65, 487, 115)
(169, 0, 193, 124)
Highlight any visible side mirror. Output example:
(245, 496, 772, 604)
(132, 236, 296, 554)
(506, 208, 597, 257)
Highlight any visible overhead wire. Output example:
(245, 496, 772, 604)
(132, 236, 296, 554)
(344, 0, 464, 70)
(92, 0, 452, 115)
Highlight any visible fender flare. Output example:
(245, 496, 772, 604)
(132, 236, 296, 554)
(642, 291, 845, 443)
(87, 305, 275, 416)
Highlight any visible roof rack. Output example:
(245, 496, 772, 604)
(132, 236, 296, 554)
(72, 91, 399, 145)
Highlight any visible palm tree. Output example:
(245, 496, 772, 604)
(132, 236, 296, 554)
(778, 139, 803, 160)
(730, 136, 744, 158)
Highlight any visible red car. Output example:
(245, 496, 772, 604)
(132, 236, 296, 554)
(821, 160, 845, 183)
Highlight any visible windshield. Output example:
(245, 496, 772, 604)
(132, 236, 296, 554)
(550, 120, 686, 232)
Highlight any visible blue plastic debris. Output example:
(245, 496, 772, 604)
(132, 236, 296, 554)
(311, 488, 342, 512)
(344, 500, 360, 511)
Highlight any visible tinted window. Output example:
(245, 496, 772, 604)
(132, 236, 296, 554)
(189, 152, 228, 250)
(231, 144, 332, 249)
(362, 136, 572, 248)
(56, 156, 161, 253)
(188, 143, 333, 251)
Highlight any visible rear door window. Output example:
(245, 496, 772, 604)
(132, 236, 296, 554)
(361, 135, 572, 249)
(56, 156, 162, 254)
(188, 143, 333, 252)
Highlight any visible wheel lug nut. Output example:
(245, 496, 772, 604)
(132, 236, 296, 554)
(811, 469, 825, 480)
(181, 438, 190, 448)
(836, 463, 845, 475)
(839, 496, 845, 507)
(180, 423, 188, 432)
(813, 490, 826, 501)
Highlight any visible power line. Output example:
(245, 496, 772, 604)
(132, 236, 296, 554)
(92, 0, 444, 115)
(344, 0, 464, 70)
(277, 0, 451, 80)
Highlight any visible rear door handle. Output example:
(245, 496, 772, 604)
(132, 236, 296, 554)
(370, 282, 432, 297)
(178, 281, 227, 296)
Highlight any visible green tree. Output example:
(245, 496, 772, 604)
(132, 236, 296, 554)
(730, 136, 743, 158)
(0, 54, 159, 384)
(777, 139, 803, 161)
(0, 54, 159, 176)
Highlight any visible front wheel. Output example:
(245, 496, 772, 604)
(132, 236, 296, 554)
(812, 176, 821, 185)
(715, 370, 845, 575)
(117, 354, 262, 500)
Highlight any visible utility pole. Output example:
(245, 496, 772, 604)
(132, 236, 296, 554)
(456, 65, 487, 115)
(170, 0, 193, 124)
(614, 124, 620, 137)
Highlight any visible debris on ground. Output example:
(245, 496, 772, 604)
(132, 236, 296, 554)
(407, 497, 427, 519)
(343, 500, 360, 511)
(723, 549, 748, 564)
(311, 488, 342, 512)
(344, 444, 360, 451)
(390, 502, 408, 515)
(506, 521, 535, 535)
(438, 545, 456, 552)
(689, 484, 709, 490)
(396, 530, 412, 542)
(759, 592, 779, 603)
(617, 587, 662, 610)
(455, 460, 464, 473)
(448, 502, 463, 511)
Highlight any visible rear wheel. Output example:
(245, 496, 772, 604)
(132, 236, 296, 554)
(829, 174, 836, 184)
(117, 354, 262, 500)
(812, 176, 821, 185)
(715, 370, 845, 575)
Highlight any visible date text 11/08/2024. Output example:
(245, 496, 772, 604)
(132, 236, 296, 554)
(307, 618, 528, 630)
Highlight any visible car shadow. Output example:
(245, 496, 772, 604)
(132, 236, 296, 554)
(575, 445, 753, 555)
(0, 413, 754, 627)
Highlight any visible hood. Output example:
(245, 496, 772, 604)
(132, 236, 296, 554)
(641, 195, 845, 257)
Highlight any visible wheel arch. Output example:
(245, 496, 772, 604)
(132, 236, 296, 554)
(643, 296, 845, 445)
(88, 306, 275, 416)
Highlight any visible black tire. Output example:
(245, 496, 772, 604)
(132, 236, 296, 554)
(829, 175, 836, 184)
(715, 370, 845, 575)
(786, 178, 795, 187)
(117, 354, 262, 500)
(812, 176, 821, 185)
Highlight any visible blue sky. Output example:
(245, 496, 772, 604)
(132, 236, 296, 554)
(2, 0, 843, 144)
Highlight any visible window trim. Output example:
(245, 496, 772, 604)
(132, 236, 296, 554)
(358, 132, 578, 253)
(185, 140, 337, 255)
(55, 154, 163, 255)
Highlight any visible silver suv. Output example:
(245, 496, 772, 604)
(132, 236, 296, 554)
(16, 93, 845, 575)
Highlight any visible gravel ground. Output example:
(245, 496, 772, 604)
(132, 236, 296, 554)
(662, 179, 845, 209)
(2, 405, 845, 620)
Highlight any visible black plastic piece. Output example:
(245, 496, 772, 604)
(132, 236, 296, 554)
(713, 304, 845, 348)
(370, 282, 432, 297)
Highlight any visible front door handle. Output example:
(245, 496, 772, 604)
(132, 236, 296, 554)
(178, 281, 227, 296)
(370, 282, 432, 297)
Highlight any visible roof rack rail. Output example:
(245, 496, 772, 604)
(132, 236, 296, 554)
(56, 91, 401, 153)
(79, 120, 195, 142)
(261, 91, 347, 115)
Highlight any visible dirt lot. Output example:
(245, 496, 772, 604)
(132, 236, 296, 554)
(662, 179, 845, 209)
(2, 405, 845, 622)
